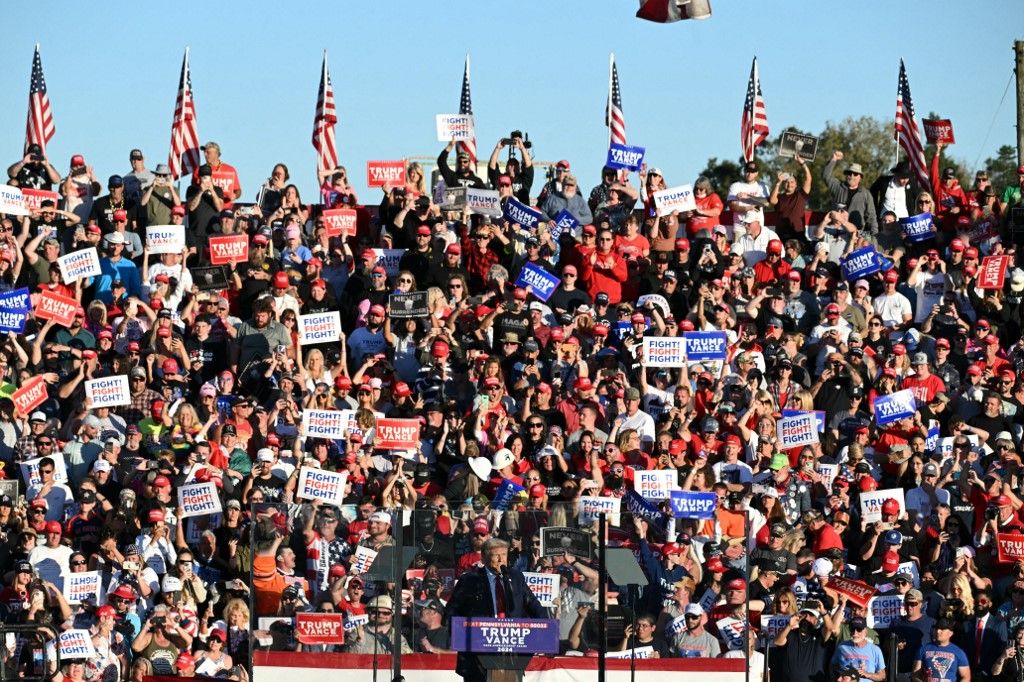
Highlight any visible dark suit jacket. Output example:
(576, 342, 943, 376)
(446, 565, 547, 679)
(958, 614, 1008, 676)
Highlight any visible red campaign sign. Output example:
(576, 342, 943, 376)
(373, 418, 421, 450)
(12, 375, 47, 416)
(978, 255, 1012, 289)
(826, 575, 876, 607)
(322, 208, 358, 238)
(35, 290, 79, 326)
(923, 119, 955, 145)
(366, 160, 406, 189)
(21, 189, 60, 212)
(211, 170, 237, 198)
(294, 612, 345, 645)
(997, 533, 1024, 563)
(208, 234, 248, 265)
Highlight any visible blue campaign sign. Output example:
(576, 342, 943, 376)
(492, 479, 525, 511)
(606, 143, 646, 172)
(625, 490, 669, 533)
(873, 389, 917, 426)
(926, 420, 940, 452)
(514, 263, 560, 303)
(683, 331, 728, 362)
(0, 287, 30, 311)
(0, 308, 28, 334)
(451, 617, 560, 654)
(669, 491, 717, 519)
(841, 246, 882, 281)
(782, 409, 827, 433)
(615, 321, 632, 340)
(502, 198, 544, 229)
(900, 212, 935, 243)
(551, 209, 579, 240)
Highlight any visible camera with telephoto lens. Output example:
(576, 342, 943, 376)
(501, 131, 531, 149)
(985, 504, 999, 520)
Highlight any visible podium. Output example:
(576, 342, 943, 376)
(479, 655, 532, 682)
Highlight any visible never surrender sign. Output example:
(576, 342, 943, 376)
(85, 375, 131, 408)
(389, 291, 429, 319)
(643, 336, 686, 367)
(366, 160, 406, 188)
(502, 198, 544, 228)
(606, 143, 646, 172)
(450, 617, 559, 654)
(58, 247, 101, 284)
(515, 263, 560, 302)
(297, 467, 348, 506)
(873, 389, 917, 425)
(208, 234, 248, 265)
(652, 185, 696, 216)
(683, 331, 727, 362)
(302, 410, 347, 440)
(374, 418, 420, 450)
(900, 213, 935, 243)
(298, 311, 341, 345)
(669, 490, 717, 519)
(146, 225, 186, 254)
(777, 412, 819, 449)
(178, 481, 222, 518)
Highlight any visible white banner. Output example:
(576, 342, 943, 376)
(576, 496, 621, 526)
(58, 630, 97, 659)
(177, 481, 222, 519)
(866, 594, 904, 629)
(777, 413, 819, 449)
(58, 247, 101, 284)
(63, 571, 101, 605)
(642, 337, 687, 367)
(652, 185, 696, 216)
(85, 375, 131, 408)
(296, 467, 348, 506)
(298, 311, 341, 345)
(436, 114, 475, 142)
(302, 410, 348, 440)
(145, 225, 186, 254)
(351, 546, 378, 575)
(0, 186, 28, 216)
(523, 572, 560, 607)
(21, 455, 69, 487)
(634, 470, 676, 500)
(860, 488, 906, 523)
(465, 188, 502, 217)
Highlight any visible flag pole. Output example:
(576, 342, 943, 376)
(607, 54, 614, 152)
(175, 46, 189, 197)
(318, 48, 329, 189)
(749, 58, 757, 163)
(894, 59, 901, 168)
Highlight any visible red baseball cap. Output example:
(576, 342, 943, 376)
(446, 243, 461, 255)
(950, 239, 965, 252)
(416, 225, 432, 236)
(767, 239, 783, 253)
(113, 209, 128, 222)
(884, 270, 899, 283)
(675, 238, 690, 251)
(153, 476, 171, 488)
(431, 340, 450, 358)
(881, 498, 900, 515)
(529, 483, 546, 498)
(393, 381, 412, 398)
(45, 520, 62, 534)
(574, 377, 593, 391)
(273, 272, 290, 288)
(369, 304, 386, 317)
(171, 205, 186, 217)
(882, 550, 900, 572)
(726, 578, 747, 591)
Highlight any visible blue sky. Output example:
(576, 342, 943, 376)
(2, 2, 1019, 202)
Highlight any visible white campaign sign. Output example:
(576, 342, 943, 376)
(58, 247, 102, 284)
(145, 225, 186, 254)
(21, 455, 69, 487)
(58, 630, 97, 660)
(296, 467, 348, 506)
(867, 594, 904, 629)
(298, 311, 341, 345)
(777, 413, 819, 449)
(302, 410, 348, 440)
(523, 572, 560, 607)
(177, 481, 222, 518)
(85, 375, 131, 408)
(63, 571, 101, 605)
(436, 114, 475, 142)
(576, 496, 621, 526)
(652, 185, 697, 216)
(351, 546, 378, 574)
(860, 488, 906, 523)
(635, 470, 676, 500)
(0, 187, 28, 216)
(465, 188, 502, 217)
(642, 337, 687, 367)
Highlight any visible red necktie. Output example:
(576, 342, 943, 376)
(977, 619, 984, 664)
(495, 575, 507, 618)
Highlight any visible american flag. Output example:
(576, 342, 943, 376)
(168, 48, 201, 180)
(312, 50, 338, 174)
(606, 54, 627, 147)
(456, 55, 476, 164)
(895, 59, 929, 189)
(740, 57, 769, 163)
(25, 45, 55, 154)
(635, 0, 712, 22)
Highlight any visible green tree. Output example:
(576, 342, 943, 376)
(980, 144, 1019, 195)
(697, 157, 743, 198)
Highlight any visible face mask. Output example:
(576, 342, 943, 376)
(798, 620, 814, 636)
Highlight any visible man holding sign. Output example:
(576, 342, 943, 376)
(438, 141, 485, 190)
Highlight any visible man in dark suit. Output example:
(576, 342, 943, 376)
(447, 538, 548, 682)
(959, 589, 1007, 680)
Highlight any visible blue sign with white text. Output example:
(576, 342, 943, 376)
(841, 246, 883, 281)
(900, 212, 935, 243)
(669, 491, 718, 519)
(451, 617, 560, 654)
(683, 331, 728, 362)
(0, 288, 30, 311)
(502, 198, 545, 229)
(492, 479, 525, 511)
(625, 490, 669, 533)
(873, 389, 917, 426)
(514, 263, 560, 302)
(606, 144, 646, 172)
(551, 210, 579, 241)
(0, 308, 28, 334)
(782, 409, 827, 433)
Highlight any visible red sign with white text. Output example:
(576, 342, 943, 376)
(208, 235, 248, 266)
(22, 189, 60, 212)
(366, 161, 406, 189)
(979, 255, 1012, 289)
(34, 290, 79, 326)
(997, 533, 1024, 563)
(373, 418, 420, 450)
(12, 376, 48, 416)
(294, 613, 345, 645)
(923, 119, 955, 145)
(322, 208, 358, 238)
(826, 576, 876, 607)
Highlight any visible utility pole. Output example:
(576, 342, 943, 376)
(1016, 40, 1024, 165)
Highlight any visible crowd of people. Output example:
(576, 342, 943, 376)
(2, 128, 1024, 682)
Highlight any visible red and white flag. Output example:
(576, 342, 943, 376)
(312, 50, 338, 174)
(25, 45, 55, 154)
(636, 0, 712, 23)
(895, 59, 929, 189)
(741, 57, 769, 163)
(456, 55, 476, 165)
(606, 54, 627, 147)
(168, 48, 201, 180)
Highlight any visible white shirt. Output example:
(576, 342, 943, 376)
(872, 292, 913, 328)
(911, 269, 948, 323)
(881, 180, 910, 219)
(726, 180, 770, 240)
(732, 226, 780, 267)
(617, 409, 657, 447)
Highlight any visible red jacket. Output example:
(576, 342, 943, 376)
(753, 257, 792, 286)
(931, 153, 968, 229)
(579, 249, 628, 304)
